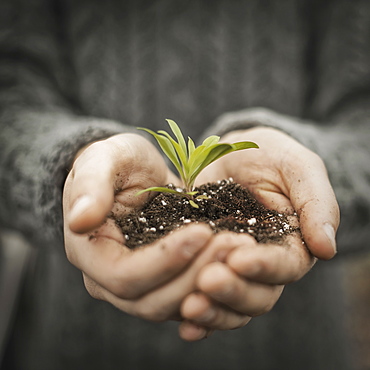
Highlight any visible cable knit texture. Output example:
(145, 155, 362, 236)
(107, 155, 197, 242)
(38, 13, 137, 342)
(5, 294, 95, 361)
(0, 0, 369, 369)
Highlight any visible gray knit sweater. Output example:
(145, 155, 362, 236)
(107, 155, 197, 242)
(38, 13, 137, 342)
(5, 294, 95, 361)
(0, 0, 369, 369)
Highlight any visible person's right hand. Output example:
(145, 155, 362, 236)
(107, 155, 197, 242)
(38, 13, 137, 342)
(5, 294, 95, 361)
(63, 133, 216, 321)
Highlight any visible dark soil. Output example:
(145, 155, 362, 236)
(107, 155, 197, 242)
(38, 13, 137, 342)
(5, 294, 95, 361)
(115, 179, 299, 249)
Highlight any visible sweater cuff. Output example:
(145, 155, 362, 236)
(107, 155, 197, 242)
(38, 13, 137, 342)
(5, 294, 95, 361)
(203, 107, 321, 154)
(38, 114, 139, 244)
(0, 108, 137, 246)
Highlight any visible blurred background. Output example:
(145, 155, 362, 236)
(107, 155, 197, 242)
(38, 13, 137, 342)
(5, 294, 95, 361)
(1, 231, 370, 369)
(344, 253, 370, 370)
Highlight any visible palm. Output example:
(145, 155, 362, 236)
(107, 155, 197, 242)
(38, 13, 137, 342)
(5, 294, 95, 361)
(196, 128, 295, 214)
(196, 126, 339, 261)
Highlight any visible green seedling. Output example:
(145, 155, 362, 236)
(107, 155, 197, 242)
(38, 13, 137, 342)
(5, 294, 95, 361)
(136, 119, 259, 208)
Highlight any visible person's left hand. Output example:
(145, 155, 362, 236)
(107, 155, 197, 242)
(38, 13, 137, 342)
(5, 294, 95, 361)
(178, 126, 339, 341)
(195, 126, 340, 260)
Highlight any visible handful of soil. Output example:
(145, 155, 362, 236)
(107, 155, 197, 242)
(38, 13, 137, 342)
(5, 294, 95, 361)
(115, 179, 299, 249)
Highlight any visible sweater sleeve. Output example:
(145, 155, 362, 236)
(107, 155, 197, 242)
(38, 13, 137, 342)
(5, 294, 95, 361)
(204, 2, 370, 255)
(0, 0, 135, 245)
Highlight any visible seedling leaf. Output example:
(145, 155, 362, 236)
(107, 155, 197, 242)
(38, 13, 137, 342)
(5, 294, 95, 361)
(187, 137, 195, 158)
(166, 119, 188, 159)
(189, 200, 199, 208)
(232, 141, 259, 150)
(189, 143, 234, 184)
(136, 187, 198, 197)
(202, 135, 220, 147)
(137, 127, 185, 179)
(136, 120, 258, 203)
(158, 130, 189, 172)
(136, 187, 187, 197)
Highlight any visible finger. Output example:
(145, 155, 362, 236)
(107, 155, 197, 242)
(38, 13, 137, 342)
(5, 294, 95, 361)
(286, 151, 340, 260)
(131, 232, 258, 320)
(180, 292, 252, 331)
(227, 235, 315, 285)
(81, 231, 253, 320)
(82, 272, 186, 322)
(77, 230, 254, 324)
(178, 321, 214, 342)
(66, 141, 119, 233)
(196, 262, 283, 316)
(83, 269, 186, 322)
(65, 223, 213, 300)
(125, 232, 255, 319)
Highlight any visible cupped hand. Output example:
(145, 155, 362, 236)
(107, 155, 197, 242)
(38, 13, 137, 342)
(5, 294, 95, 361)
(63, 133, 216, 321)
(178, 126, 339, 341)
(196, 126, 340, 261)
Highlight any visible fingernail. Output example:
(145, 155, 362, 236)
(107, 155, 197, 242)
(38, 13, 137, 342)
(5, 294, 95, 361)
(323, 223, 337, 256)
(70, 195, 94, 220)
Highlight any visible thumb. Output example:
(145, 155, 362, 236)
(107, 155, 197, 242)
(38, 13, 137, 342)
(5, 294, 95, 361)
(298, 196, 339, 261)
(289, 156, 340, 260)
(67, 142, 116, 234)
